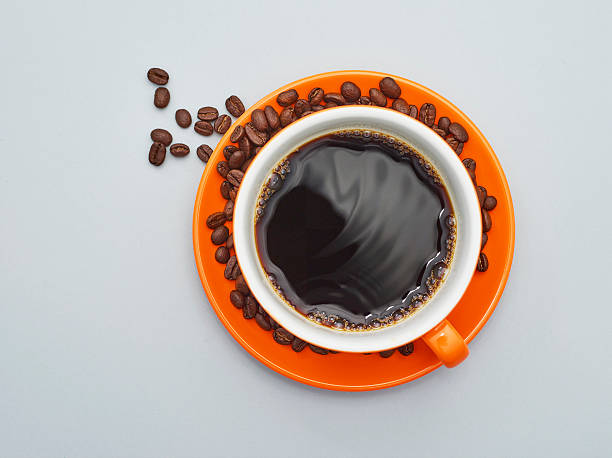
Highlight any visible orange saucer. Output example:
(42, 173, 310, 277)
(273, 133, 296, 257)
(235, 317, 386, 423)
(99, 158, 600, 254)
(193, 71, 515, 391)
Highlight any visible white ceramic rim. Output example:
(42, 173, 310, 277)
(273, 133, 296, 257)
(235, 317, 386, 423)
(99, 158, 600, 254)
(234, 106, 481, 353)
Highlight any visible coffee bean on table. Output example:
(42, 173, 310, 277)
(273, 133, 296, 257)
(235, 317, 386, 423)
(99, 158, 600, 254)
(484, 196, 497, 210)
(264, 105, 281, 130)
(211, 225, 229, 245)
(379, 349, 395, 358)
(170, 143, 189, 157)
(224, 255, 240, 280)
(214, 114, 231, 134)
(227, 169, 244, 187)
(448, 122, 469, 142)
(206, 212, 226, 229)
(438, 117, 451, 133)
(291, 337, 307, 352)
(477, 252, 489, 272)
(194, 120, 214, 136)
(309, 344, 328, 355)
(277, 89, 298, 106)
(407, 105, 418, 118)
(147, 67, 169, 85)
(225, 95, 245, 117)
(477, 186, 487, 207)
(245, 123, 268, 146)
(481, 233, 488, 249)
(198, 106, 219, 121)
(379, 77, 401, 99)
(255, 313, 271, 331)
(175, 109, 192, 128)
(323, 92, 346, 105)
(235, 274, 250, 295)
(230, 290, 245, 309)
(224, 200, 234, 221)
(308, 87, 324, 105)
(482, 208, 492, 232)
(243, 296, 258, 319)
(148, 142, 166, 166)
(220, 181, 232, 199)
(294, 99, 311, 116)
(341, 81, 361, 102)
(151, 128, 172, 146)
(224, 145, 238, 160)
(197, 144, 213, 163)
(391, 98, 410, 114)
(215, 246, 230, 263)
(369, 88, 387, 107)
(154, 87, 170, 108)
(230, 125, 244, 143)
(280, 106, 297, 127)
(217, 161, 230, 178)
(398, 342, 414, 356)
(419, 103, 436, 126)
(228, 150, 246, 169)
(358, 96, 371, 105)
(226, 234, 234, 250)
(462, 158, 476, 171)
(273, 328, 294, 345)
(251, 109, 269, 132)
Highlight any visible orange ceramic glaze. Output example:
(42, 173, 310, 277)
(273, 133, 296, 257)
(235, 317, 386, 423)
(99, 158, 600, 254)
(193, 71, 515, 391)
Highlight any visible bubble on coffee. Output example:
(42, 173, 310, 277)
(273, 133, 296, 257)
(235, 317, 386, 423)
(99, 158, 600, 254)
(255, 129, 456, 331)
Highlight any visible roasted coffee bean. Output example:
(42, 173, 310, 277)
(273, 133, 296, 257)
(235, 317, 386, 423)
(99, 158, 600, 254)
(229, 188, 237, 202)
(329, 350, 339, 354)
(245, 123, 268, 146)
(197, 106, 218, 121)
(391, 98, 410, 114)
(235, 137, 249, 156)
(299, 110, 314, 118)
(481, 232, 488, 249)
(227, 169, 244, 187)
(325, 102, 338, 108)
(225, 95, 245, 118)
(309, 344, 328, 355)
(147, 67, 169, 85)
(194, 120, 213, 136)
(456, 142, 464, 155)
(206, 212, 226, 229)
(226, 233, 234, 250)
(379, 77, 401, 98)
(269, 318, 279, 329)
(148, 142, 166, 166)
(419, 103, 436, 126)
(229, 290, 245, 309)
(308, 87, 324, 105)
(379, 349, 395, 358)
(228, 150, 246, 169)
(280, 106, 297, 127)
(398, 342, 414, 356)
(482, 208, 492, 232)
(215, 246, 230, 263)
(170, 143, 190, 157)
(468, 168, 477, 184)
(433, 127, 446, 137)
(477, 186, 488, 207)
(197, 144, 213, 163)
(462, 158, 476, 171)
(217, 161, 230, 178)
(448, 122, 469, 142)
(154, 87, 170, 108)
(323, 92, 346, 105)
(230, 125, 245, 143)
(243, 297, 258, 319)
(224, 256, 240, 280)
(224, 200, 234, 221)
(264, 105, 281, 130)
(407, 105, 418, 118)
(294, 99, 311, 116)
(291, 337, 307, 352)
(220, 181, 232, 199)
(484, 196, 497, 210)
(358, 96, 371, 105)
(240, 158, 253, 172)
(175, 109, 192, 128)
(369, 88, 387, 107)
(438, 117, 451, 133)
(251, 109, 269, 132)
(477, 252, 489, 272)
(255, 313, 271, 331)
(341, 81, 361, 102)
(235, 274, 250, 295)
(277, 89, 298, 107)
(446, 135, 459, 151)
(273, 328, 294, 345)
(223, 145, 238, 160)
(151, 129, 172, 146)
(211, 225, 229, 245)
(214, 114, 231, 134)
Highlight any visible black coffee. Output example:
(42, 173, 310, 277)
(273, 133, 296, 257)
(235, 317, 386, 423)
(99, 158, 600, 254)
(255, 130, 456, 331)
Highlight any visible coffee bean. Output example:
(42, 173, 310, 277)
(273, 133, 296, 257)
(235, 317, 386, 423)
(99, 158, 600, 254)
(379, 349, 395, 358)
(279, 106, 297, 127)
(291, 337, 307, 352)
(194, 120, 213, 136)
(325, 102, 338, 108)
(462, 158, 476, 171)
(151, 129, 172, 146)
(398, 342, 414, 356)
(311, 104, 325, 112)
(224, 255, 240, 280)
(358, 96, 371, 105)
(419, 103, 436, 126)
(238, 135, 251, 154)
(206, 212, 226, 229)
(255, 313, 271, 331)
(230, 125, 245, 143)
(273, 328, 294, 345)
(223, 145, 238, 160)
(225, 95, 244, 118)
(227, 169, 244, 187)
(438, 117, 450, 133)
(224, 200, 234, 221)
(456, 142, 464, 155)
(448, 122, 469, 142)
(477, 186, 488, 207)
(220, 182, 232, 201)
(323, 93, 346, 105)
(299, 110, 314, 118)
(251, 109, 269, 132)
(391, 98, 410, 114)
(294, 99, 311, 117)
(175, 109, 192, 128)
(264, 105, 281, 130)
(229, 188, 237, 202)
(433, 127, 446, 137)
(308, 87, 324, 105)
(214, 114, 231, 134)
(170, 143, 189, 157)
(269, 318, 279, 329)
(197, 106, 218, 121)
(215, 246, 230, 263)
(243, 296, 258, 319)
(481, 233, 488, 249)
(226, 233, 234, 250)
(217, 161, 230, 178)
(197, 144, 213, 163)
(230, 290, 245, 309)
(341, 81, 361, 102)
(477, 252, 489, 272)
(276, 89, 298, 106)
(154, 87, 170, 108)
(482, 208, 492, 232)
(147, 67, 169, 85)
(468, 168, 477, 185)
(241, 158, 253, 172)
(228, 150, 246, 169)
(235, 274, 250, 295)
(369, 88, 387, 107)
(211, 225, 229, 245)
(148, 142, 166, 166)
(407, 105, 418, 118)
(484, 196, 497, 211)
(379, 77, 401, 98)
(309, 344, 328, 355)
(245, 123, 268, 146)
(446, 135, 459, 151)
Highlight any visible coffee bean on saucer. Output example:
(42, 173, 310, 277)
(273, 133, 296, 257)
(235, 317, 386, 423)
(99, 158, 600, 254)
(291, 337, 307, 352)
(477, 186, 487, 207)
(147, 67, 169, 85)
(477, 252, 489, 272)
(251, 109, 269, 132)
(175, 109, 192, 128)
(398, 342, 414, 356)
(309, 344, 328, 355)
(299, 110, 314, 118)
(294, 99, 311, 117)
(482, 208, 492, 232)
(277, 89, 298, 106)
(419, 103, 436, 126)
(280, 106, 297, 127)
(341, 81, 361, 102)
(223, 200, 234, 221)
(224, 145, 239, 160)
(228, 150, 246, 169)
(323, 92, 346, 105)
(264, 105, 281, 130)
(255, 313, 271, 331)
(211, 225, 229, 245)
(228, 188, 237, 202)
(308, 87, 324, 105)
(379, 349, 395, 358)
(227, 169, 244, 187)
(238, 135, 251, 154)
(407, 105, 418, 118)
(448, 122, 469, 142)
(462, 158, 476, 171)
(324, 102, 338, 108)
(481, 233, 488, 249)
(206, 212, 226, 229)
(433, 126, 446, 137)
(240, 158, 253, 172)
(235, 274, 250, 295)
(484, 196, 497, 210)
(369, 88, 387, 106)
(468, 168, 477, 184)
(170, 143, 189, 157)
(379, 77, 401, 99)
(217, 161, 230, 178)
(215, 246, 230, 263)
(230, 290, 245, 309)
(245, 123, 268, 146)
(194, 120, 213, 136)
(151, 128, 172, 146)
(220, 181, 232, 199)
(224, 255, 240, 280)
(226, 233, 234, 250)
(214, 114, 231, 134)
(358, 96, 371, 105)
(198, 106, 219, 121)
(446, 135, 459, 152)
(438, 117, 450, 133)
(243, 296, 258, 319)
(456, 142, 464, 155)
(148, 142, 166, 166)
(272, 328, 294, 344)
(226, 95, 245, 117)
(154, 87, 170, 108)
(197, 144, 213, 163)
(391, 98, 410, 115)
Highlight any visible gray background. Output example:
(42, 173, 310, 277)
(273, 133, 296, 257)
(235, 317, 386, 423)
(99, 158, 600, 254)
(1, 0, 610, 456)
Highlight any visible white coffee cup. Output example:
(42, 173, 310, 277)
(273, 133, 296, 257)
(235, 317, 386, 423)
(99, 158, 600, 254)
(234, 106, 481, 367)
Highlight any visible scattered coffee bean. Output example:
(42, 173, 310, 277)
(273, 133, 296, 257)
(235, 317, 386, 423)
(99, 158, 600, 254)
(272, 328, 294, 345)
(269, 318, 279, 329)
(468, 168, 477, 184)
(407, 105, 418, 118)
(228, 188, 237, 202)
(245, 123, 268, 146)
(214, 114, 231, 134)
(294, 99, 311, 117)
(215, 246, 230, 263)
(170, 143, 190, 157)
(197, 144, 213, 163)
(438, 117, 450, 133)
(277, 89, 298, 106)
(446, 136, 459, 151)
(240, 158, 253, 172)
(227, 169, 244, 187)
(433, 127, 446, 137)
(224, 200, 234, 221)
(243, 296, 258, 319)
(235, 274, 250, 295)
(220, 181, 232, 199)
(484, 196, 497, 210)
(230, 290, 245, 309)
(477, 252, 489, 272)
(456, 142, 464, 155)
(154, 87, 170, 108)
(398, 342, 414, 356)
(226, 95, 245, 118)
(238, 135, 251, 154)
(226, 233, 234, 250)
(206, 212, 226, 229)
(194, 120, 214, 136)
(299, 110, 314, 118)
(224, 256, 240, 280)
(197, 106, 218, 121)
(264, 105, 281, 130)
(309, 344, 328, 355)
(448, 122, 469, 142)
(482, 208, 492, 232)
(217, 161, 230, 178)
(175, 109, 192, 128)
(223, 145, 238, 160)
(230, 125, 245, 143)
(358, 96, 371, 105)
(280, 106, 297, 127)
(211, 226, 229, 245)
(229, 150, 246, 169)
(323, 92, 346, 105)
(379, 77, 401, 99)
(379, 349, 395, 358)
(311, 104, 325, 112)
(463, 158, 476, 171)
(291, 337, 307, 352)
(391, 98, 410, 114)
(255, 313, 271, 331)
(325, 102, 338, 108)
(419, 103, 436, 126)
(477, 186, 487, 207)
(148, 142, 166, 166)
(151, 128, 172, 146)
(341, 81, 361, 102)
(369, 88, 387, 107)
(147, 67, 169, 85)
(308, 87, 324, 105)
(481, 232, 488, 249)
(251, 109, 269, 132)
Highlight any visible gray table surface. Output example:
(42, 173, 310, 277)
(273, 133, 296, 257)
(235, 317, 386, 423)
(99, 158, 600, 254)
(1, 0, 610, 457)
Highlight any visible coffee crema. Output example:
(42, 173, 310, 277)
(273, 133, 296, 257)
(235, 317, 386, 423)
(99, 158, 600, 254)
(255, 130, 456, 331)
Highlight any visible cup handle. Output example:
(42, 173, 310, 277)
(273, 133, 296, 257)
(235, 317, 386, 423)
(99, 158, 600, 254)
(421, 319, 469, 368)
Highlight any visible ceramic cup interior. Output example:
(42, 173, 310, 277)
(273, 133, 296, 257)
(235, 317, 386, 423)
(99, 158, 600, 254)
(234, 106, 481, 352)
